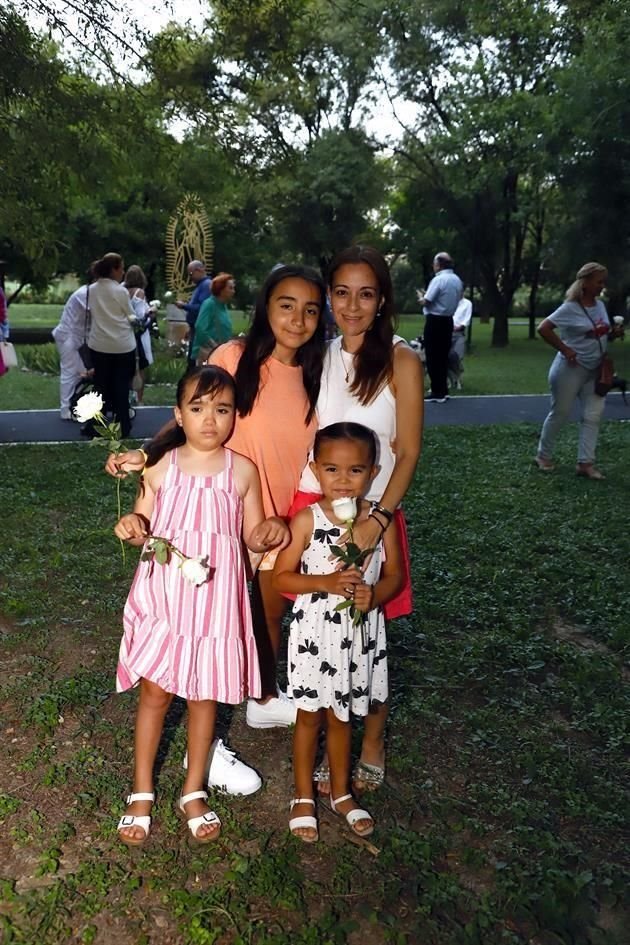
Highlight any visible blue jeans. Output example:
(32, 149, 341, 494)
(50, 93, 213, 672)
(537, 356, 605, 464)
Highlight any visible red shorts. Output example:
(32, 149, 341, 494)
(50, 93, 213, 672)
(285, 491, 413, 620)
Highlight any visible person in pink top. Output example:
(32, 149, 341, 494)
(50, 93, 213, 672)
(113, 366, 289, 846)
(107, 265, 328, 784)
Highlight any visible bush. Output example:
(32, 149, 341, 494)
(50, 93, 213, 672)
(512, 283, 565, 319)
(9, 276, 80, 306)
(17, 336, 187, 386)
(145, 356, 188, 385)
(17, 343, 60, 374)
(390, 258, 421, 314)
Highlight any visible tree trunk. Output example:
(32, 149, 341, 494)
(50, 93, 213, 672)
(528, 274, 540, 340)
(7, 282, 26, 305)
(480, 267, 511, 347)
(491, 307, 509, 347)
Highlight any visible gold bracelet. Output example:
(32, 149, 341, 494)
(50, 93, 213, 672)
(139, 448, 148, 469)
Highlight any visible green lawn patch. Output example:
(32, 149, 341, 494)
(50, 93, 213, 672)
(6, 307, 630, 408)
(0, 426, 628, 943)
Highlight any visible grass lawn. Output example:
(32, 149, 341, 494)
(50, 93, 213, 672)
(0, 425, 628, 944)
(6, 305, 630, 407)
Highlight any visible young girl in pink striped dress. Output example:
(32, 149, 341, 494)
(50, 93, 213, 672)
(114, 366, 289, 847)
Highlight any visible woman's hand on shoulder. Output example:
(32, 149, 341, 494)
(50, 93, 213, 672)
(105, 449, 145, 478)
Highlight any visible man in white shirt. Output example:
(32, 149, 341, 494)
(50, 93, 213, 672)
(448, 295, 472, 390)
(419, 252, 463, 402)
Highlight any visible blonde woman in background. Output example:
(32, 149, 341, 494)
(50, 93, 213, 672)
(535, 262, 623, 479)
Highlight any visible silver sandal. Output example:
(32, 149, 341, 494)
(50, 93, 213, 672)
(353, 760, 385, 790)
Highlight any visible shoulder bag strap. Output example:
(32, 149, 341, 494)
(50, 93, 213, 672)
(83, 286, 91, 345)
(579, 303, 605, 361)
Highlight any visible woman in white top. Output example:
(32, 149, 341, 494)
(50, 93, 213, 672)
(289, 244, 424, 790)
(52, 262, 96, 419)
(85, 253, 136, 437)
(123, 265, 155, 406)
(535, 261, 623, 480)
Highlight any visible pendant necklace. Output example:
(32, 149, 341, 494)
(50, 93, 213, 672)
(340, 344, 352, 383)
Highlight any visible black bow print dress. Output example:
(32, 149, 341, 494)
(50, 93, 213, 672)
(287, 503, 388, 721)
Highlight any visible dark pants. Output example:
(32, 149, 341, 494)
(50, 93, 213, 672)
(186, 315, 197, 369)
(89, 348, 136, 436)
(424, 314, 454, 399)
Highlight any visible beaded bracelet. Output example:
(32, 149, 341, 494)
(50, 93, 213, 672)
(368, 507, 389, 531)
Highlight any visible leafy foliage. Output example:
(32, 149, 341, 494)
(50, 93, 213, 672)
(0, 428, 628, 943)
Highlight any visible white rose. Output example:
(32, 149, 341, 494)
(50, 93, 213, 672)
(164, 291, 174, 301)
(180, 556, 210, 586)
(613, 316, 624, 326)
(149, 299, 161, 309)
(331, 496, 357, 523)
(73, 391, 104, 424)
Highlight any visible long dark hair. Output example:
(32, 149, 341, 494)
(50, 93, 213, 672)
(145, 366, 236, 468)
(327, 245, 396, 405)
(233, 264, 327, 423)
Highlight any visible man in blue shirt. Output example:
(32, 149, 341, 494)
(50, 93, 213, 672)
(420, 252, 463, 403)
(176, 260, 212, 366)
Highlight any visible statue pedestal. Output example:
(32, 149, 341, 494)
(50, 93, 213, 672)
(165, 303, 188, 345)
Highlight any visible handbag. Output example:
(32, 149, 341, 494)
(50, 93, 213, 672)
(595, 354, 614, 397)
(580, 304, 614, 397)
(0, 341, 18, 368)
(78, 286, 92, 371)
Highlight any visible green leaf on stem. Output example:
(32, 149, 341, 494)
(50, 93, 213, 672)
(334, 600, 354, 613)
(154, 542, 169, 565)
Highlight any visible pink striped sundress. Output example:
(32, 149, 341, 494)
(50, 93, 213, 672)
(116, 448, 261, 703)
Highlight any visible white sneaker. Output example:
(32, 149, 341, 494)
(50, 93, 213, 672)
(246, 691, 297, 729)
(183, 738, 262, 796)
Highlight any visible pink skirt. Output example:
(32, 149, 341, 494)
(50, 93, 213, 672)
(286, 491, 412, 620)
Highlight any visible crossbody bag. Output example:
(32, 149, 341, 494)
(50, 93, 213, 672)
(580, 304, 614, 397)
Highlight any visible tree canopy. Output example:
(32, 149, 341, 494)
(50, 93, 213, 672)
(2, 0, 630, 333)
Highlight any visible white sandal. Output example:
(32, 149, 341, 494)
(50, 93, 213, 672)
(289, 797, 318, 843)
(178, 790, 221, 844)
(117, 791, 154, 846)
(330, 793, 374, 837)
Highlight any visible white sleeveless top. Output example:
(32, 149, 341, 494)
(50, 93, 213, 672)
(299, 335, 406, 503)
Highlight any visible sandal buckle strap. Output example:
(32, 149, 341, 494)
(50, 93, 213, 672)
(179, 790, 208, 809)
(125, 792, 155, 804)
(290, 797, 315, 809)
